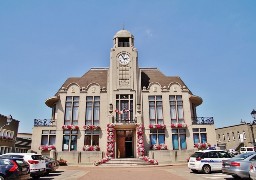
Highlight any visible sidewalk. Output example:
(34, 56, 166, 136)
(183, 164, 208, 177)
(65, 162, 187, 168)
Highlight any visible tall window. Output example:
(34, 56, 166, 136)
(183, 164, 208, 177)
(150, 129, 165, 145)
(232, 132, 235, 141)
(172, 129, 187, 150)
(149, 96, 163, 124)
(85, 96, 100, 125)
(41, 130, 56, 145)
(116, 94, 133, 122)
(227, 133, 230, 142)
(64, 96, 79, 125)
(193, 128, 207, 144)
(84, 130, 100, 146)
(62, 130, 78, 151)
(170, 95, 184, 124)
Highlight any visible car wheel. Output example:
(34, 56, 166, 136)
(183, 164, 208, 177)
(0, 176, 4, 180)
(202, 165, 211, 174)
(231, 175, 241, 179)
(191, 169, 198, 173)
(31, 176, 40, 179)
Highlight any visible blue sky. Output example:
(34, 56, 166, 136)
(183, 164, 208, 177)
(0, 0, 256, 133)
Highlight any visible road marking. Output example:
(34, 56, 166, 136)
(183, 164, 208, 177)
(194, 173, 232, 179)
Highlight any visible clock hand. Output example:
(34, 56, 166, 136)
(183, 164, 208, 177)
(121, 54, 125, 60)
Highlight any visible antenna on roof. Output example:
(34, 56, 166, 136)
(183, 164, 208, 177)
(122, 23, 125, 30)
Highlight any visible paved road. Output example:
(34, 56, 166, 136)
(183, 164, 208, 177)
(40, 165, 235, 180)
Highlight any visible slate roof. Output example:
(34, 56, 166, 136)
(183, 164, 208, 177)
(59, 67, 190, 93)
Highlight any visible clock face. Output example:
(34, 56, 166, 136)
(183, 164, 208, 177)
(118, 52, 130, 65)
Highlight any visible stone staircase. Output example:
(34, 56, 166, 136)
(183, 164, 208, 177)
(100, 158, 154, 167)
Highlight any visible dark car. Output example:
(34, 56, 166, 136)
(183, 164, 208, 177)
(0, 157, 30, 180)
(42, 156, 59, 175)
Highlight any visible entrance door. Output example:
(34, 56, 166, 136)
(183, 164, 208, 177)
(116, 130, 133, 158)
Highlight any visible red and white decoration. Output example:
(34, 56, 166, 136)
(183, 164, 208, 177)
(83, 125, 101, 130)
(194, 143, 211, 150)
(141, 156, 158, 165)
(149, 124, 166, 129)
(83, 145, 100, 151)
(39, 145, 56, 151)
(171, 123, 187, 128)
(136, 124, 145, 157)
(151, 144, 168, 150)
(94, 157, 111, 166)
(62, 125, 79, 130)
(106, 123, 115, 158)
(114, 109, 130, 114)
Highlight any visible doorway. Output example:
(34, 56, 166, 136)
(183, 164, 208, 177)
(116, 130, 134, 158)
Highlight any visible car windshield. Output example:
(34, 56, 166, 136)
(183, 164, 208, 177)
(190, 152, 204, 158)
(232, 153, 255, 160)
(218, 151, 232, 158)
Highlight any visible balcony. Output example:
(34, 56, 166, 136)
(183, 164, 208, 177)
(192, 117, 214, 125)
(34, 119, 56, 127)
(115, 119, 137, 124)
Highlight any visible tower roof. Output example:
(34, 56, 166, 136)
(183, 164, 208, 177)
(114, 29, 134, 38)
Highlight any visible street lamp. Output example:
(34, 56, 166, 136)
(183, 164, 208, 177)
(251, 109, 256, 123)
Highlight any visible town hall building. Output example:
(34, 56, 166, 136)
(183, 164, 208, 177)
(31, 29, 216, 164)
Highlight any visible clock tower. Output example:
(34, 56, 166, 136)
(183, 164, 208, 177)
(108, 29, 141, 124)
(109, 30, 139, 90)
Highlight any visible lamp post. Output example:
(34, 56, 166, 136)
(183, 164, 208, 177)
(0, 115, 13, 130)
(250, 110, 256, 147)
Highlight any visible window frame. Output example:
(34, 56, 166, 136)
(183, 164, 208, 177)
(148, 95, 163, 124)
(85, 96, 100, 126)
(172, 129, 187, 150)
(84, 130, 100, 146)
(193, 128, 207, 144)
(64, 96, 80, 125)
(170, 95, 184, 124)
(62, 130, 78, 151)
(41, 130, 56, 146)
(149, 129, 165, 145)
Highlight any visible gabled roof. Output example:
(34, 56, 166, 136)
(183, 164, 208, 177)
(60, 68, 108, 89)
(141, 68, 191, 93)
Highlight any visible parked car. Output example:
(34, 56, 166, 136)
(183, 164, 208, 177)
(249, 161, 256, 180)
(222, 152, 256, 179)
(42, 156, 59, 175)
(240, 147, 255, 154)
(188, 150, 232, 174)
(0, 157, 30, 180)
(1, 153, 46, 179)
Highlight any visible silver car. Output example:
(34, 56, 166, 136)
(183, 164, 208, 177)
(222, 152, 256, 179)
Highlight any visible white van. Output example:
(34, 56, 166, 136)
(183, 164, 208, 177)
(2, 153, 46, 178)
(240, 147, 255, 154)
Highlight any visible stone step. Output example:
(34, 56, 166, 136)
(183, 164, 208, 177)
(100, 158, 153, 166)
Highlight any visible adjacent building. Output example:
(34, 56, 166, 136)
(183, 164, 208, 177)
(31, 29, 216, 164)
(0, 114, 19, 154)
(15, 133, 32, 153)
(216, 122, 256, 151)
